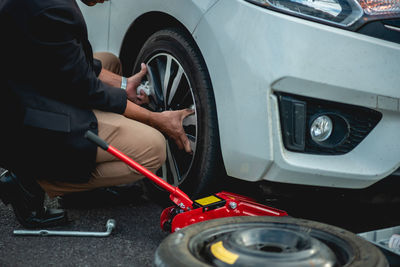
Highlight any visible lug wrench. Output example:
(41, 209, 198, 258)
(13, 219, 116, 237)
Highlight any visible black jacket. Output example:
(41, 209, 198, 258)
(0, 0, 127, 182)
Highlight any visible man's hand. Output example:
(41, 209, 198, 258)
(123, 100, 195, 154)
(151, 109, 195, 154)
(122, 63, 194, 153)
(126, 63, 150, 105)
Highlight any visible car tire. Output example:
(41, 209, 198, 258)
(132, 28, 224, 200)
(154, 216, 388, 267)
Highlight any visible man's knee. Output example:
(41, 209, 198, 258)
(119, 123, 166, 171)
(145, 130, 167, 171)
(97, 112, 167, 172)
(93, 52, 122, 75)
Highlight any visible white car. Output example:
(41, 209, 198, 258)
(78, 0, 400, 196)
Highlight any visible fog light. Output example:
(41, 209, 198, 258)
(310, 115, 333, 142)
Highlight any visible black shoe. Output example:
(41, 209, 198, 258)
(0, 171, 68, 229)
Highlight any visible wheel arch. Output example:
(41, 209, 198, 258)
(119, 12, 193, 76)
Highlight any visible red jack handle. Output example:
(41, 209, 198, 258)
(85, 131, 193, 210)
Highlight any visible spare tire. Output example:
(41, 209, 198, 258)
(154, 216, 388, 267)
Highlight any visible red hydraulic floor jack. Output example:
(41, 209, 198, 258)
(85, 131, 288, 233)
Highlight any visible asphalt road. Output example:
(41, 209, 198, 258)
(1, 172, 400, 266)
(0, 192, 168, 267)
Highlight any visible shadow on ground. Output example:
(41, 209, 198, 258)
(223, 175, 400, 234)
(0, 193, 168, 267)
(1, 169, 400, 266)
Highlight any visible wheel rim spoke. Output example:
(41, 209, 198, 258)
(143, 53, 198, 186)
(147, 63, 164, 109)
(161, 162, 168, 181)
(166, 141, 181, 184)
(168, 66, 184, 106)
(163, 55, 173, 107)
(183, 113, 196, 127)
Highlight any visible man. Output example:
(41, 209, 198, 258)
(0, 0, 193, 228)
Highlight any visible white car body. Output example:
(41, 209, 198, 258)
(78, 0, 400, 189)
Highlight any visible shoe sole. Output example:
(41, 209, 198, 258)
(0, 172, 68, 228)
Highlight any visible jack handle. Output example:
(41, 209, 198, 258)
(85, 131, 193, 210)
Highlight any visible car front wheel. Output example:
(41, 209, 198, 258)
(133, 27, 223, 199)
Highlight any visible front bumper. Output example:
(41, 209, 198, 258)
(195, 0, 400, 188)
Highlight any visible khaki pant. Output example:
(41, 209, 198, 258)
(39, 52, 166, 198)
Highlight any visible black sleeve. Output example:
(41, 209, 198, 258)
(28, 5, 126, 114)
(93, 58, 103, 77)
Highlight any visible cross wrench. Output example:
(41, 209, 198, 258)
(13, 219, 116, 237)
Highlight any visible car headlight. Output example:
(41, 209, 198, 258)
(246, 0, 400, 28)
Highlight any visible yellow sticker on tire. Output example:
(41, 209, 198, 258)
(210, 241, 239, 265)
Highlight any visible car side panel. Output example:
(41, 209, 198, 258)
(77, 1, 111, 52)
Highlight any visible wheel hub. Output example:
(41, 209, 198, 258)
(190, 225, 339, 267)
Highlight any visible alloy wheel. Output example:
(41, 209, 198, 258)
(142, 53, 197, 186)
